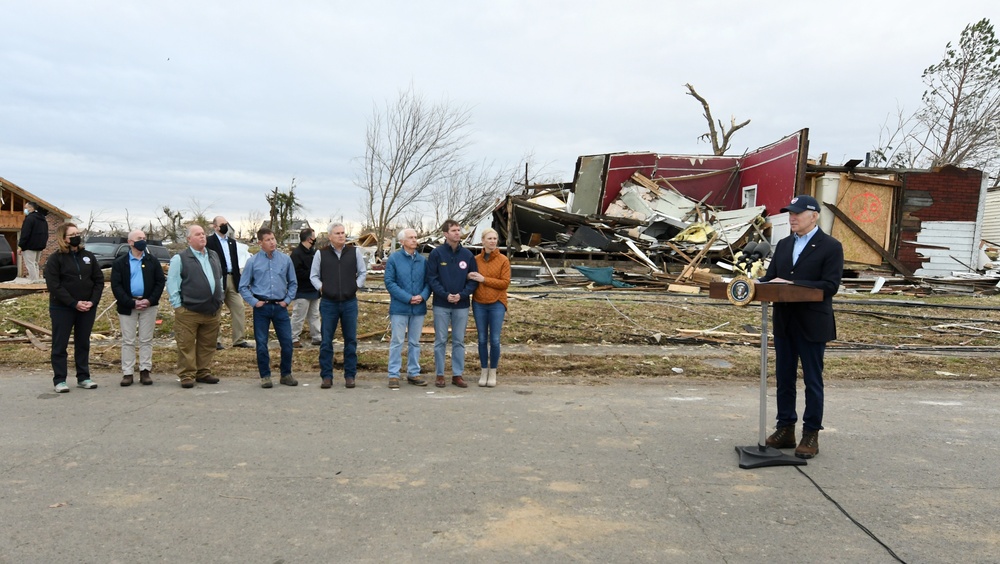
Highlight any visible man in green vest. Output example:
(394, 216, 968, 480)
(166, 224, 225, 388)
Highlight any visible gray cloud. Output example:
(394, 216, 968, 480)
(1, 0, 993, 230)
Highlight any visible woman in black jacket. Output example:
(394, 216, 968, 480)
(44, 223, 104, 393)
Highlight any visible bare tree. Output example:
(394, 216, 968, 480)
(430, 158, 525, 228)
(241, 209, 266, 240)
(187, 198, 213, 232)
(356, 85, 472, 258)
(870, 105, 924, 168)
(82, 210, 105, 238)
(156, 205, 185, 244)
(872, 18, 1000, 185)
(106, 221, 125, 237)
(266, 178, 303, 244)
(684, 83, 751, 155)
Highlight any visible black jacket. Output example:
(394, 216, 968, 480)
(290, 243, 319, 299)
(206, 233, 240, 290)
(44, 249, 105, 308)
(18, 211, 48, 251)
(760, 228, 843, 343)
(110, 251, 167, 315)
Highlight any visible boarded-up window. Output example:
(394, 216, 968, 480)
(831, 175, 895, 266)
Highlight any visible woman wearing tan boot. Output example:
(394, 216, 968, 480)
(468, 229, 510, 387)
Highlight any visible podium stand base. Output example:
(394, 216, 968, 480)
(735, 445, 807, 469)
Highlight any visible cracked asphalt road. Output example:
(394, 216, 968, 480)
(2, 369, 997, 563)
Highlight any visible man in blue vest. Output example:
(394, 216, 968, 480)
(310, 222, 367, 389)
(167, 225, 224, 389)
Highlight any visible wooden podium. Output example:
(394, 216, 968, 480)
(709, 280, 823, 469)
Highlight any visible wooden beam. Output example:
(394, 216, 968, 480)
(848, 173, 902, 187)
(675, 233, 718, 283)
(823, 202, 917, 281)
(26, 329, 48, 350)
(5, 317, 52, 337)
(665, 241, 695, 265)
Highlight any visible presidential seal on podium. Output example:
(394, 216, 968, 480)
(726, 275, 755, 307)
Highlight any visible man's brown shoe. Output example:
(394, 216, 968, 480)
(195, 375, 220, 384)
(181, 377, 195, 388)
(407, 376, 428, 387)
(795, 431, 819, 459)
(388, 377, 400, 389)
(765, 426, 796, 449)
(120, 374, 133, 387)
(139, 370, 152, 385)
(435, 376, 446, 388)
(292, 340, 303, 349)
(320, 378, 332, 389)
(345, 377, 355, 388)
(452, 376, 468, 388)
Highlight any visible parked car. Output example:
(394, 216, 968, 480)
(87, 241, 171, 268)
(0, 237, 17, 282)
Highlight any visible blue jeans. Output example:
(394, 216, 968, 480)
(433, 305, 469, 376)
(472, 301, 506, 369)
(388, 314, 425, 378)
(319, 298, 358, 380)
(774, 333, 826, 432)
(252, 303, 293, 377)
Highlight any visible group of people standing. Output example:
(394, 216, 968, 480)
(42, 217, 511, 393)
(385, 220, 511, 389)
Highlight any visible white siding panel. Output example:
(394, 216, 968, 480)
(984, 188, 1000, 244)
(913, 221, 977, 276)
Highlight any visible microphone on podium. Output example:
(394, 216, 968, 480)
(733, 240, 771, 277)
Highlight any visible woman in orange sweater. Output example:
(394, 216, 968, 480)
(468, 228, 511, 387)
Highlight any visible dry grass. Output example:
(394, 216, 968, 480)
(2, 286, 998, 381)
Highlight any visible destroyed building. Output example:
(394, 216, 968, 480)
(464, 129, 992, 293)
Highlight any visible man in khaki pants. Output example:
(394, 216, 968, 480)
(206, 216, 251, 349)
(166, 225, 224, 388)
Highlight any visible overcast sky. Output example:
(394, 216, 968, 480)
(1, 1, 995, 234)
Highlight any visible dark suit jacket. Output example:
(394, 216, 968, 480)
(110, 251, 167, 315)
(206, 233, 241, 290)
(760, 228, 843, 343)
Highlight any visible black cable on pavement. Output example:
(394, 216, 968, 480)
(794, 466, 907, 563)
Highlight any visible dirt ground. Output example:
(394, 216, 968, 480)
(2, 286, 998, 382)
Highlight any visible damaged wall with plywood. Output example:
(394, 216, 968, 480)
(830, 174, 897, 266)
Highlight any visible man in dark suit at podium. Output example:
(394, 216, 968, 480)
(759, 195, 843, 459)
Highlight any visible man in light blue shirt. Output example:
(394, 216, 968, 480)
(239, 228, 298, 388)
(110, 229, 165, 386)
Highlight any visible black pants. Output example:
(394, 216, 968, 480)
(50, 306, 97, 385)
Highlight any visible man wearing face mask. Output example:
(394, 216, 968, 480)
(206, 216, 251, 349)
(290, 228, 321, 348)
(110, 229, 166, 386)
(44, 223, 104, 393)
(18, 201, 48, 282)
